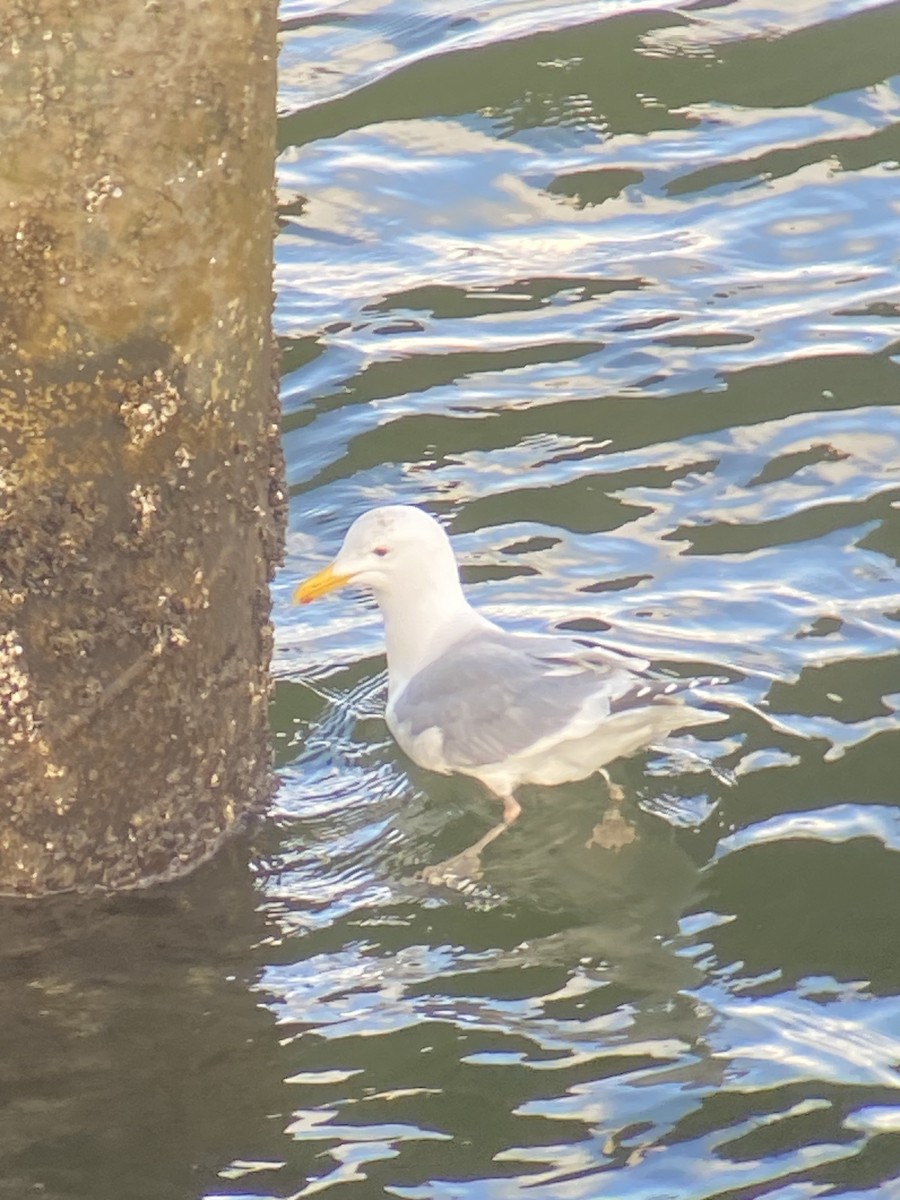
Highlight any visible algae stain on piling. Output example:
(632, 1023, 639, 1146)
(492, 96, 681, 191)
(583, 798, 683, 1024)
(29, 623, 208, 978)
(0, 0, 285, 895)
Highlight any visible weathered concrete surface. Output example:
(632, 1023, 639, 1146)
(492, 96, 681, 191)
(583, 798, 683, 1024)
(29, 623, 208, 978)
(0, 0, 285, 894)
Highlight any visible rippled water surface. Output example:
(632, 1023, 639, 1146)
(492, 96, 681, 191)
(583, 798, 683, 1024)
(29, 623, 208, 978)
(6, 2, 900, 1198)
(271, 2, 900, 1195)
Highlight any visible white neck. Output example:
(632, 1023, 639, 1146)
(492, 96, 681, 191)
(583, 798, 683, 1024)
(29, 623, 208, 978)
(374, 565, 488, 697)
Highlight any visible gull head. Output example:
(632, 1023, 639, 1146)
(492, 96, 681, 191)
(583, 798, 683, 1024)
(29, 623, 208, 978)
(294, 505, 459, 605)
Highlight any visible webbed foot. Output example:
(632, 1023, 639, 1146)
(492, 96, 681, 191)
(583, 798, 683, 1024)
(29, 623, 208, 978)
(418, 849, 484, 888)
(586, 806, 637, 852)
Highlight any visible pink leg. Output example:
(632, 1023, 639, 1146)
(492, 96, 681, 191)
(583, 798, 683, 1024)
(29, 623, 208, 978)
(420, 787, 521, 887)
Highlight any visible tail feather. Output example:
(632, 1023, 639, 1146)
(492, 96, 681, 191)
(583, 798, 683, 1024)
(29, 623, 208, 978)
(690, 688, 803, 740)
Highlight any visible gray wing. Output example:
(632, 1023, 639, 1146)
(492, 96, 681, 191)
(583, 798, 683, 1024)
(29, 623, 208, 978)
(390, 629, 644, 769)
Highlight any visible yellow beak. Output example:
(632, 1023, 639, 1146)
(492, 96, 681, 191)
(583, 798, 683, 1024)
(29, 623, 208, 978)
(293, 562, 353, 604)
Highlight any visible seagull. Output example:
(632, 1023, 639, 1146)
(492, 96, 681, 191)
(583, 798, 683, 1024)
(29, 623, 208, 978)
(294, 505, 728, 883)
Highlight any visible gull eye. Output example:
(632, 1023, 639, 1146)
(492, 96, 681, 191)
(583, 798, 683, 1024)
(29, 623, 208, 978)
(373, 545, 389, 558)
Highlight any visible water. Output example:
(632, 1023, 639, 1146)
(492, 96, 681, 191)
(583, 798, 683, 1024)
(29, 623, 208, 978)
(5, 1, 900, 1197)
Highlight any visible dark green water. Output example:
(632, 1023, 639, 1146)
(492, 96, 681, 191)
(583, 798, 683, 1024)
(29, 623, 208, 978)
(5, 1, 900, 1197)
